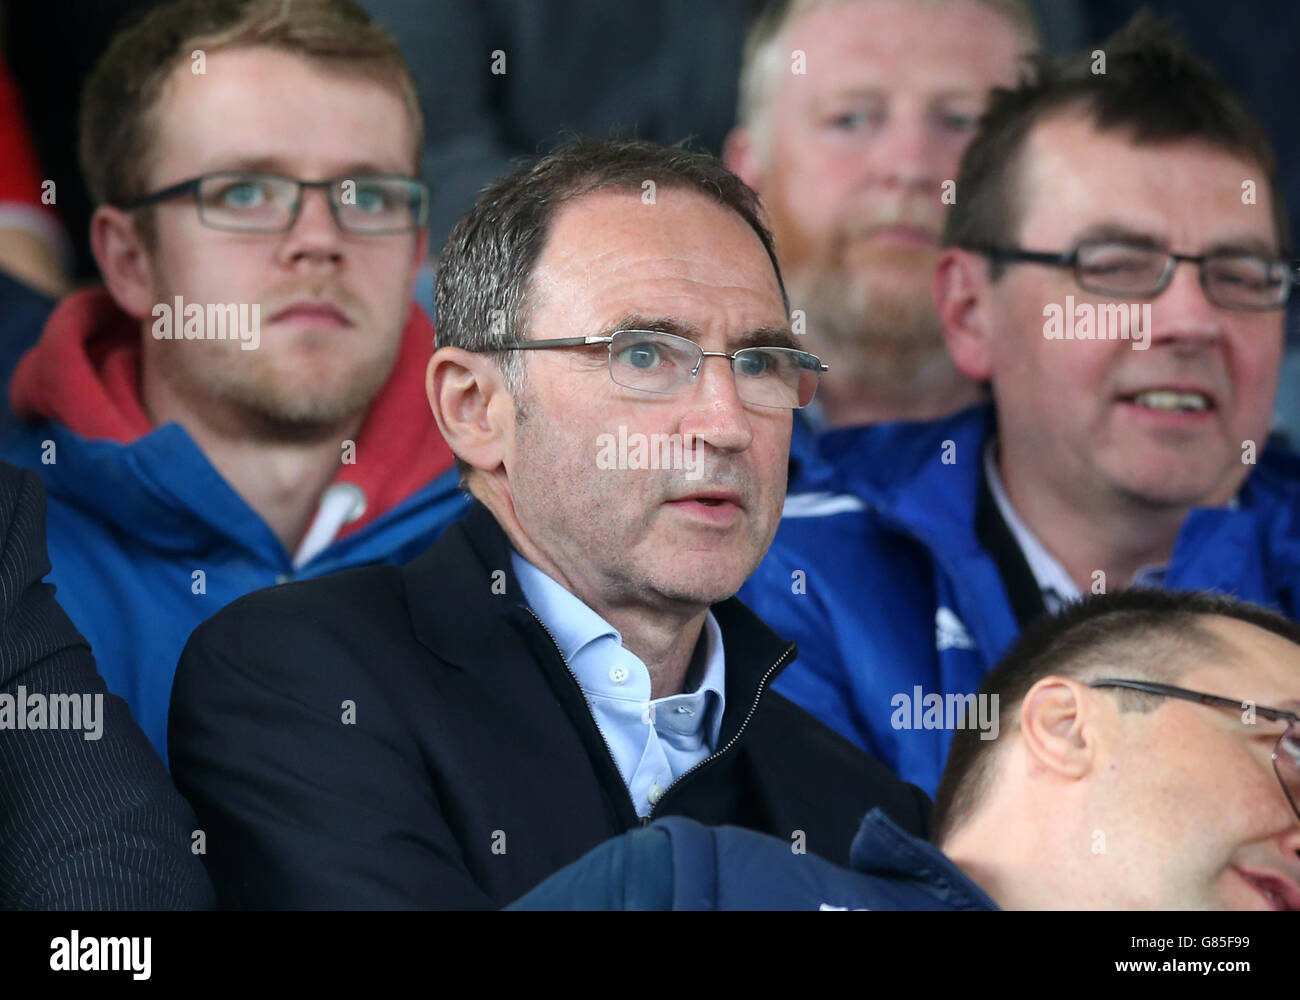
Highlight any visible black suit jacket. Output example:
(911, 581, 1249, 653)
(0, 463, 213, 909)
(169, 502, 929, 909)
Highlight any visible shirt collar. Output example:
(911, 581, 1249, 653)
(682, 610, 727, 750)
(511, 551, 620, 661)
(982, 439, 1081, 609)
(510, 551, 727, 741)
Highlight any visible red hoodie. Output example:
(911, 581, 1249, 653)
(10, 288, 456, 540)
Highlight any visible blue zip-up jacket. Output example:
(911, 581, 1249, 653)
(3, 290, 471, 761)
(509, 807, 996, 910)
(740, 404, 1300, 794)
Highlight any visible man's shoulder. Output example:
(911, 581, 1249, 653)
(816, 404, 994, 491)
(172, 561, 430, 724)
(653, 816, 936, 910)
(195, 561, 411, 642)
(773, 405, 994, 537)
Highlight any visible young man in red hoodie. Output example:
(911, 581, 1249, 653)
(3, 0, 467, 761)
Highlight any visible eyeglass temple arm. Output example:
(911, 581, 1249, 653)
(495, 336, 613, 351)
(961, 243, 1071, 265)
(1090, 678, 1299, 722)
(116, 178, 201, 210)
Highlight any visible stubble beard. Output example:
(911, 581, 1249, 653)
(789, 252, 949, 384)
(151, 323, 401, 438)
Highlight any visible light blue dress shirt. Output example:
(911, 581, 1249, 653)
(512, 552, 727, 818)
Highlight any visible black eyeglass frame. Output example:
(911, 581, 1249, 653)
(491, 331, 828, 410)
(1090, 677, 1300, 823)
(114, 171, 430, 234)
(963, 239, 1297, 311)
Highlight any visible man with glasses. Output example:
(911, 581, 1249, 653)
(739, 14, 1300, 795)
(511, 589, 1300, 910)
(0, 0, 468, 761)
(167, 136, 930, 909)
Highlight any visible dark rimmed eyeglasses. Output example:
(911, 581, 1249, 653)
(1090, 678, 1300, 823)
(115, 171, 429, 234)
(963, 239, 1296, 310)
(491, 329, 828, 410)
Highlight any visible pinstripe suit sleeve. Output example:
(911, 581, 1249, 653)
(0, 462, 214, 909)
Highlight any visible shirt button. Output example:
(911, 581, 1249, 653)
(608, 665, 628, 684)
(274, 573, 290, 585)
(647, 782, 665, 804)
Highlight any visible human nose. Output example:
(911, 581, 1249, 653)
(676, 354, 754, 454)
(870, 109, 948, 191)
(1146, 257, 1224, 353)
(277, 183, 344, 267)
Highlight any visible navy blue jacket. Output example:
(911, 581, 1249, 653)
(741, 404, 1300, 794)
(510, 807, 996, 910)
(170, 501, 930, 909)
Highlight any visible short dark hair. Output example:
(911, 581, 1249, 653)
(931, 588, 1300, 845)
(942, 10, 1292, 273)
(434, 136, 789, 479)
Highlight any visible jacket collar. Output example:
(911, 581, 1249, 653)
(401, 500, 797, 741)
(850, 808, 999, 910)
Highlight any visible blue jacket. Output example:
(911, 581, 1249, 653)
(741, 404, 1300, 794)
(3, 290, 471, 761)
(509, 807, 996, 910)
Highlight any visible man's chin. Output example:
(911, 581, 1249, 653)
(1112, 468, 1233, 510)
(216, 373, 380, 430)
(650, 567, 747, 609)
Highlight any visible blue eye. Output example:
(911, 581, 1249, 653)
(735, 351, 771, 378)
(354, 185, 391, 213)
(618, 342, 661, 369)
(220, 182, 267, 208)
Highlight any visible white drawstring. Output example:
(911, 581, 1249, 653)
(292, 482, 367, 570)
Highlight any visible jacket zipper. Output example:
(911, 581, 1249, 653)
(524, 608, 641, 825)
(643, 642, 796, 825)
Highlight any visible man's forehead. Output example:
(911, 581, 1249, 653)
(151, 46, 415, 177)
(779, 0, 1027, 94)
(533, 189, 787, 324)
(1018, 113, 1276, 246)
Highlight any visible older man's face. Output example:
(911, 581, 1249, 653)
(975, 114, 1285, 510)
(752, 0, 1028, 351)
(500, 188, 793, 610)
